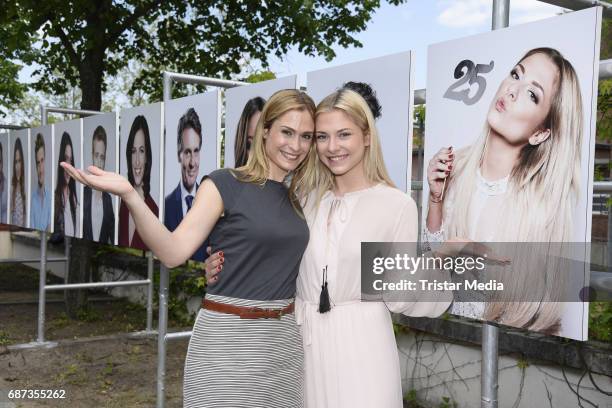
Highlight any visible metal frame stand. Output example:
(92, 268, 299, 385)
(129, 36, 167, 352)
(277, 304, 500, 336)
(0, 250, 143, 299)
(480, 1, 509, 406)
(8, 105, 156, 350)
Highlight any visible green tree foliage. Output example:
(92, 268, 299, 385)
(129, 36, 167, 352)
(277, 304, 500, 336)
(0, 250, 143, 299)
(598, 18, 611, 143)
(0, 18, 30, 117)
(245, 71, 277, 84)
(0, 0, 406, 111)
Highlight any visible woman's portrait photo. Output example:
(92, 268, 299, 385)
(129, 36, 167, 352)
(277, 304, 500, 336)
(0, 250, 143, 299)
(164, 91, 220, 261)
(423, 9, 601, 340)
(9, 131, 28, 227)
(119, 104, 162, 250)
(233, 96, 265, 168)
(54, 128, 80, 237)
(83, 113, 118, 244)
(224, 75, 296, 168)
(306, 51, 414, 191)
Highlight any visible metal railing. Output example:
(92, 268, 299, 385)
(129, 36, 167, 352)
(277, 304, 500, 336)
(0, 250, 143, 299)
(7, 106, 156, 350)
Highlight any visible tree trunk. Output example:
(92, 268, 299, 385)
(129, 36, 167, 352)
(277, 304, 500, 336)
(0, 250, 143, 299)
(64, 55, 105, 318)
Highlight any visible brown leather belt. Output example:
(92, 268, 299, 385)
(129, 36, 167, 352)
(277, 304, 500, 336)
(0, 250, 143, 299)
(202, 299, 295, 319)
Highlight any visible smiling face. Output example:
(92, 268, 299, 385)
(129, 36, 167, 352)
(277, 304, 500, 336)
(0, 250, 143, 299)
(179, 128, 200, 192)
(315, 109, 370, 179)
(487, 52, 559, 146)
(263, 109, 314, 180)
(131, 130, 146, 188)
(35, 146, 45, 188)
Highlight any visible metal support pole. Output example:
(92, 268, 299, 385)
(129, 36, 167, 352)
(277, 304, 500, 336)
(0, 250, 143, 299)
(157, 74, 172, 408)
(492, 0, 510, 30)
(35, 106, 51, 346)
(608, 206, 612, 269)
(45, 280, 152, 291)
(64, 236, 71, 285)
(481, 1, 509, 407)
(156, 265, 169, 408)
(164, 71, 246, 89)
(147, 251, 154, 332)
(481, 323, 499, 408)
(37, 232, 47, 343)
(156, 70, 248, 408)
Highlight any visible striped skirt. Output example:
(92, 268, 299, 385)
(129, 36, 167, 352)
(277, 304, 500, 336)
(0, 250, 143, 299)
(183, 294, 304, 408)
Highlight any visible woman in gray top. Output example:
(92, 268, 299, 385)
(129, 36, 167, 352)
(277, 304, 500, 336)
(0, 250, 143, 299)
(61, 89, 316, 407)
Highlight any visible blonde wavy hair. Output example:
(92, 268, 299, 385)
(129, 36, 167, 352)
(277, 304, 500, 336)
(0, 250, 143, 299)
(298, 88, 394, 206)
(233, 89, 316, 213)
(441, 47, 584, 334)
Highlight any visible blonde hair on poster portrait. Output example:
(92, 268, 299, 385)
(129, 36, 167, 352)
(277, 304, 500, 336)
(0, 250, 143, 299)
(432, 47, 584, 334)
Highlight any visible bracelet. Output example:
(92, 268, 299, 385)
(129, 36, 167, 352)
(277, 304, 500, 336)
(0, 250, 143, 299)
(429, 195, 443, 204)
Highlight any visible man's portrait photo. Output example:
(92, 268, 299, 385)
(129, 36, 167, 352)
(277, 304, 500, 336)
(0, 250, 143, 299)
(30, 128, 52, 231)
(164, 92, 220, 262)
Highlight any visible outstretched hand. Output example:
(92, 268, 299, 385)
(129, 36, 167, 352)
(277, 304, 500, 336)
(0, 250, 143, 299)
(60, 162, 134, 199)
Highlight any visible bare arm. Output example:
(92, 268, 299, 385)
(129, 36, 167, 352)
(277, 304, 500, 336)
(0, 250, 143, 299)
(425, 147, 453, 233)
(61, 163, 223, 268)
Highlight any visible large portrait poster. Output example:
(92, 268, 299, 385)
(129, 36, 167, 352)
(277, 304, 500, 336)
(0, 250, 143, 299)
(8, 129, 30, 228)
(307, 51, 414, 191)
(29, 125, 54, 232)
(423, 8, 602, 340)
(224, 76, 297, 168)
(83, 113, 118, 245)
(54, 119, 82, 238)
(0, 132, 8, 224)
(164, 91, 220, 261)
(119, 103, 162, 250)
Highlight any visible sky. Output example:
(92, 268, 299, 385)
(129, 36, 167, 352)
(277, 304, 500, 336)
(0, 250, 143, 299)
(266, 0, 566, 89)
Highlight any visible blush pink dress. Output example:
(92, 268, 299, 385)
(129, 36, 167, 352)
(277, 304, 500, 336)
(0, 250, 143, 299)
(296, 184, 452, 408)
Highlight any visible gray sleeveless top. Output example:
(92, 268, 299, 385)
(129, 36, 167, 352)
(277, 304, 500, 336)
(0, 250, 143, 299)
(204, 169, 309, 300)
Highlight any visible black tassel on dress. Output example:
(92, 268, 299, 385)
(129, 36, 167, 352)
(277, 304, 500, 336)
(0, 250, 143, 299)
(318, 265, 331, 313)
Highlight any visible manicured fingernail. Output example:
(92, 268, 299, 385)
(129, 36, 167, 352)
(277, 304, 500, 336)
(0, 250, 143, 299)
(217, 266, 222, 271)
(220, 257, 224, 263)
(219, 251, 224, 257)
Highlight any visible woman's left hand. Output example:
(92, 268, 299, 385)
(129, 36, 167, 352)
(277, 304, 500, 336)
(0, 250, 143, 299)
(203, 247, 224, 285)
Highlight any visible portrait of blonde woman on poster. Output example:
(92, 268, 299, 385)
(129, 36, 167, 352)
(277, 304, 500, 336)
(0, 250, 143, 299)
(234, 96, 265, 167)
(83, 125, 115, 243)
(30, 132, 52, 231)
(54, 132, 79, 236)
(0, 139, 7, 224)
(425, 47, 584, 335)
(119, 115, 158, 250)
(11, 137, 26, 227)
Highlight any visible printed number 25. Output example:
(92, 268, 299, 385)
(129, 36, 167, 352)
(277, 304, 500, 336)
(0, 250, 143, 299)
(443, 59, 494, 106)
